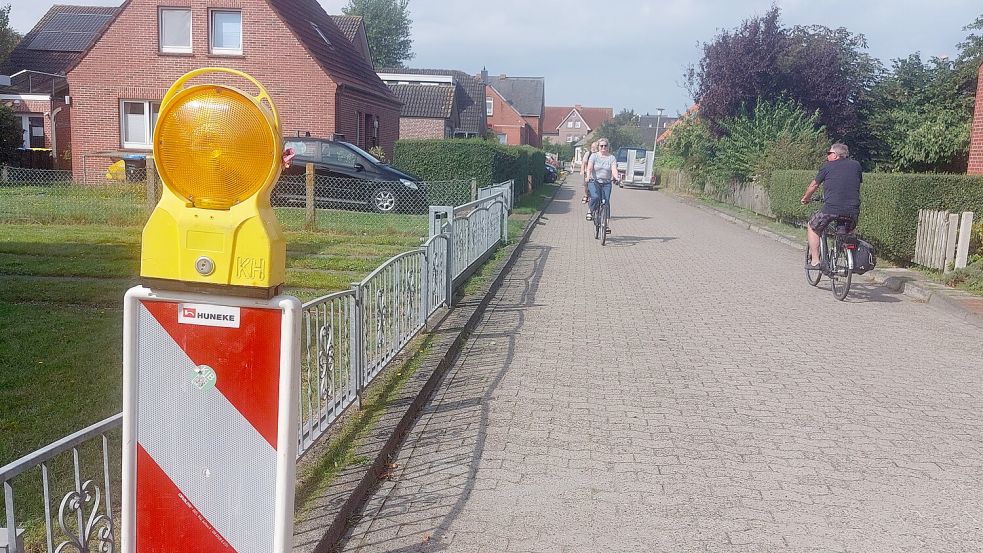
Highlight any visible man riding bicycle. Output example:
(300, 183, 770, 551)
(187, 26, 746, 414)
(586, 140, 620, 232)
(800, 143, 862, 270)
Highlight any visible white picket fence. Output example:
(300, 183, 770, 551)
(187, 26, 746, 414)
(913, 209, 974, 272)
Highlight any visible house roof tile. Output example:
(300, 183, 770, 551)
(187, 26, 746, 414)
(487, 75, 544, 117)
(2, 5, 118, 92)
(543, 105, 613, 132)
(379, 67, 484, 135)
(388, 83, 455, 119)
(267, 0, 396, 102)
(330, 15, 362, 43)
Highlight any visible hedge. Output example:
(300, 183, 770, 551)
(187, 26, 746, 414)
(769, 170, 983, 261)
(393, 139, 546, 195)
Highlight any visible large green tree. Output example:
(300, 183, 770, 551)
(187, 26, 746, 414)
(866, 54, 973, 172)
(688, 7, 880, 145)
(592, 109, 644, 151)
(0, 4, 21, 66)
(343, 0, 413, 68)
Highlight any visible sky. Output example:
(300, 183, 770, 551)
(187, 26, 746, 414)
(7, 0, 982, 117)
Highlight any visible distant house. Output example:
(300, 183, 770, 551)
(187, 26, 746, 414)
(379, 67, 486, 139)
(484, 72, 545, 147)
(385, 80, 461, 139)
(639, 113, 680, 148)
(5, 0, 401, 180)
(543, 105, 613, 146)
(0, 5, 117, 168)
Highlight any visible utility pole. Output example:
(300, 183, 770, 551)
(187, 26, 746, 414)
(653, 107, 665, 151)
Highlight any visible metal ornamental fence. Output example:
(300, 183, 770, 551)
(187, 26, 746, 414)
(0, 181, 512, 553)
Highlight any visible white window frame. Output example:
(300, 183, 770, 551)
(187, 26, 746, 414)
(120, 100, 161, 149)
(566, 121, 573, 128)
(17, 114, 44, 148)
(575, 121, 581, 129)
(485, 97, 493, 116)
(209, 9, 242, 55)
(159, 8, 192, 54)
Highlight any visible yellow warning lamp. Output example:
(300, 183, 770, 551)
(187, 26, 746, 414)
(140, 68, 285, 297)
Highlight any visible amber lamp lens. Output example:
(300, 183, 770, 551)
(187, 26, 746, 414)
(155, 86, 277, 209)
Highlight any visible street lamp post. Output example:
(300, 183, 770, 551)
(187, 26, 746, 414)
(653, 107, 665, 151)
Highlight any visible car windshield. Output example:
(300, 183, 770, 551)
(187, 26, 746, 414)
(342, 142, 382, 164)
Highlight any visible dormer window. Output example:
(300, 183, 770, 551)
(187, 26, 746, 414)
(159, 8, 191, 53)
(210, 10, 242, 55)
(311, 23, 332, 47)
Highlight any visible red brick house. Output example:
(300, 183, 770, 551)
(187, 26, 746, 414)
(6, 0, 400, 180)
(1, 6, 118, 169)
(543, 105, 613, 146)
(969, 62, 983, 175)
(484, 73, 544, 147)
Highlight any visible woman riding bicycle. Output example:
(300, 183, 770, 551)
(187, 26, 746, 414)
(586, 140, 620, 232)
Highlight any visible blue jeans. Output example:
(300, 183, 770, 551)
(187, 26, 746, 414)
(588, 180, 612, 214)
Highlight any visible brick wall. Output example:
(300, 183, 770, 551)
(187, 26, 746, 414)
(969, 62, 983, 175)
(399, 118, 446, 139)
(334, 87, 399, 160)
(522, 115, 542, 148)
(66, 0, 396, 180)
(486, 85, 530, 146)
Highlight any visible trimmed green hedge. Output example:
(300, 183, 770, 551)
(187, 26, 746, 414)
(393, 139, 545, 195)
(770, 170, 983, 261)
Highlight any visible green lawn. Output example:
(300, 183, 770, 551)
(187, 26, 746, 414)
(0, 180, 555, 543)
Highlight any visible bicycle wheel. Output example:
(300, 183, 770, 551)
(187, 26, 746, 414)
(830, 246, 853, 301)
(593, 207, 600, 239)
(600, 202, 609, 246)
(805, 248, 821, 286)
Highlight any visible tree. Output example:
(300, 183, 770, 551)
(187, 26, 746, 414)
(542, 137, 574, 162)
(343, 0, 413, 68)
(0, 4, 21, 66)
(591, 109, 643, 151)
(688, 7, 880, 144)
(866, 54, 973, 172)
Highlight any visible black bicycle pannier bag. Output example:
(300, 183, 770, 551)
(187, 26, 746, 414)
(852, 239, 877, 274)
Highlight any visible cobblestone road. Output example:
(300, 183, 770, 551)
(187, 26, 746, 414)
(339, 179, 983, 552)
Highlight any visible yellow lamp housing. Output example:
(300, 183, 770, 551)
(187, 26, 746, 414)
(141, 68, 286, 297)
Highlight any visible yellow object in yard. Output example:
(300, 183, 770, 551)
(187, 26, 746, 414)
(140, 67, 285, 296)
(106, 160, 126, 181)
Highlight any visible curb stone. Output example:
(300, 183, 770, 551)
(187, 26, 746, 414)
(673, 192, 983, 329)
(292, 184, 563, 553)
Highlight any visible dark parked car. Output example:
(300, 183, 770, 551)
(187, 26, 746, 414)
(273, 137, 425, 213)
(544, 163, 557, 183)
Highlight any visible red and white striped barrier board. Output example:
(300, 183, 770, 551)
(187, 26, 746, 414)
(121, 286, 300, 553)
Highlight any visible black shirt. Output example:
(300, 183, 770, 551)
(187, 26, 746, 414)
(815, 158, 862, 216)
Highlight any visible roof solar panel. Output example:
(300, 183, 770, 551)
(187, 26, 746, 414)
(44, 13, 112, 33)
(27, 31, 92, 52)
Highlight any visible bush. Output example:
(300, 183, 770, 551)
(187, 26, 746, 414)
(394, 139, 547, 197)
(769, 170, 983, 261)
(0, 104, 22, 165)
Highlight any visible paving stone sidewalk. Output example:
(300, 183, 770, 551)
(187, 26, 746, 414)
(339, 178, 983, 553)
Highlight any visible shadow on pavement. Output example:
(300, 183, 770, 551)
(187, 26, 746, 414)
(807, 281, 903, 303)
(602, 235, 678, 248)
(340, 244, 552, 552)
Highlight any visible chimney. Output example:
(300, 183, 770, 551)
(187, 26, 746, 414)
(575, 104, 583, 111)
(479, 67, 488, 84)
(499, 74, 507, 79)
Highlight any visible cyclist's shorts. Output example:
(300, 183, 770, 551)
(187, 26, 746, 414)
(809, 212, 857, 234)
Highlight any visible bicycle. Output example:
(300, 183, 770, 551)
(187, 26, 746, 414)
(590, 179, 615, 245)
(804, 199, 857, 301)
